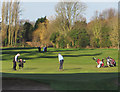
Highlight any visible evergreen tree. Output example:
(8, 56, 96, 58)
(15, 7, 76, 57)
(23, 22, 34, 41)
(34, 16, 46, 30)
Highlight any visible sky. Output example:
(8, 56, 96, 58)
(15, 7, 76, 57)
(0, 0, 118, 23)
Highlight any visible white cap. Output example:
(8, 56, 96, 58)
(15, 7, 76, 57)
(17, 53, 20, 56)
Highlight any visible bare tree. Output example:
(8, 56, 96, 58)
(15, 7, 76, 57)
(1, 1, 6, 32)
(2, 0, 21, 46)
(55, 0, 87, 35)
(10, 1, 15, 46)
(5, 1, 9, 25)
(8, 0, 12, 46)
(14, 0, 20, 45)
(1, 1, 6, 45)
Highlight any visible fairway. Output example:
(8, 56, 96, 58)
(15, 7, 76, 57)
(2, 47, 118, 73)
(1, 47, 119, 90)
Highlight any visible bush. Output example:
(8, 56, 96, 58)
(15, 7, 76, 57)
(69, 42, 73, 48)
(69, 29, 90, 48)
(93, 38, 100, 48)
(58, 36, 66, 48)
(50, 32, 59, 47)
(100, 25, 112, 48)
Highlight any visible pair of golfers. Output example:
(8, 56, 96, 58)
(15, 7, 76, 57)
(13, 53, 64, 71)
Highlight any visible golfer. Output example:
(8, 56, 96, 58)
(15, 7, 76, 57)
(93, 57, 104, 68)
(13, 53, 20, 70)
(38, 46, 41, 52)
(97, 59, 104, 68)
(58, 53, 64, 71)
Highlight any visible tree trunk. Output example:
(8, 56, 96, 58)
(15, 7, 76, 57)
(8, 1, 12, 46)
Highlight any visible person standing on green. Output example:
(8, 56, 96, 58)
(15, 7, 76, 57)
(58, 53, 64, 71)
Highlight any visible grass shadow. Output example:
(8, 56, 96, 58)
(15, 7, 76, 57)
(63, 53, 102, 57)
(2, 72, 118, 90)
(49, 49, 79, 52)
(1, 47, 102, 61)
(2, 52, 102, 61)
(49, 48, 95, 52)
(36, 53, 102, 58)
(1, 47, 37, 50)
(2, 51, 34, 55)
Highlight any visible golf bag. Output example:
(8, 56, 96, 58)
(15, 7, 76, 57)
(106, 56, 116, 67)
(18, 59, 26, 69)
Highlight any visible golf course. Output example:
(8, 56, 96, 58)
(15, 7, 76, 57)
(1, 47, 119, 91)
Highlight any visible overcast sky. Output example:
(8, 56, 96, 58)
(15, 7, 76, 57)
(0, 0, 118, 23)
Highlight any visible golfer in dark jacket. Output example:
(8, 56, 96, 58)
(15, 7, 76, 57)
(58, 53, 64, 71)
(13, 53, 20, 70)
(38, 46, 41, 52)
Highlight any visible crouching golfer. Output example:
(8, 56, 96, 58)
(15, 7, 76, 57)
(93, 57, 104, 68)
(13, 53, 20, 70)
(58, 53, 64, 71)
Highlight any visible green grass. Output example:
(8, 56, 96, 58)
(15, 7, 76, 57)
(1, 47, 119, 90)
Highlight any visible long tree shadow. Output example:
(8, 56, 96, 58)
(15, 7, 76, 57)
(2, 72, 118, 91)
(2, 52, 102, 61)
(2, 48, 95, 56)
(2, 55, 37, 61)
(49, 49, 79, 52)
(49, 48, 95, 52)
(36, 53, 102, 59)
(1, 47, 37, 50)
(63, 53, 102, 57)
(2, 51, 36, 55)
(2, 47, 102, 61)
(2, 50, 39, 60)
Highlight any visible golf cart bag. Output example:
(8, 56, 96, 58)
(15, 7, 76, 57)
(106, 56, 116, 67)
(18, 59, 26, 69)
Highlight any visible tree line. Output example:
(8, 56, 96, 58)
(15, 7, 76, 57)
(1, 0, 118, 48)
(1, 0, 20, 46)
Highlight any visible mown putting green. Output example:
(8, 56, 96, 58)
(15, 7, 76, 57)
(1, 47, 119, 90)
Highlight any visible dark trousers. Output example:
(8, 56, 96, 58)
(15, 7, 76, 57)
(59, 60, 64, 69)
(38, 47, 41, 52)
(13, 62, 16, 70)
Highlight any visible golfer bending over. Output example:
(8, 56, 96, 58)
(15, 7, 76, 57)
(13, 53, 20, 70)
(58, 53, 64, 71)
(93, 57, 104, 68)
